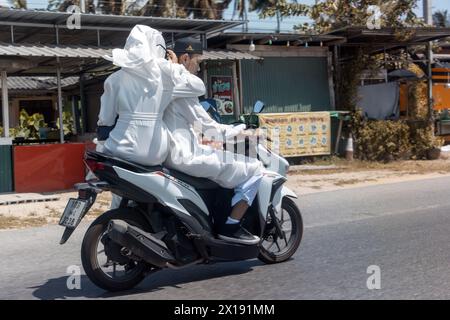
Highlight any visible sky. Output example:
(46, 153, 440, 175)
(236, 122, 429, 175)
(1, 0, 450, 32)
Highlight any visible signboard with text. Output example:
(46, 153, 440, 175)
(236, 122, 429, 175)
(259, 112, 331, 157)
(210, 75, 234, 115)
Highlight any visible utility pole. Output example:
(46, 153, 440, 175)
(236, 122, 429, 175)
(172, 0, 176, 18)
(424, 0, 434, 121)
(423, 0, 432, 25)
(80, 0, 86, 13)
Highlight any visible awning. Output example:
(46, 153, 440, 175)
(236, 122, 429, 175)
(326, 27, 450, 47)
(0, 42, 112, 75)
(200, 50, 262, 61)
(0, 43, 261, 75)
(433, 54, 450, 61)
(207, 32, 345, 48)
(0, 42, 110, 59)
(0, 9, 244, 47)
(0, 43, 261, 61)
(0, 9, 242, 34)
(0, 76, 79, 90)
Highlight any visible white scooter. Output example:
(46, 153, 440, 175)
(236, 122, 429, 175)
(58, 102, 303, 292)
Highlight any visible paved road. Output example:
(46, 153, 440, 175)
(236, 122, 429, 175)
(1, 176, 450, 299)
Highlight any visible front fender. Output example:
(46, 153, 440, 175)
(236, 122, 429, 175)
(273, 186, 298, 214)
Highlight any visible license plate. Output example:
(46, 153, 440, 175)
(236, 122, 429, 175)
(59, 198, 88, 228)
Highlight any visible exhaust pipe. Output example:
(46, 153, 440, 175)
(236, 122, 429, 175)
(107, 220, 175, 268)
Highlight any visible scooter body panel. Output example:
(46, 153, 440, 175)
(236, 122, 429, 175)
(113, 166, 210, 216)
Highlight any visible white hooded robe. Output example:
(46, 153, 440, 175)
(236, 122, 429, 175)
(97, 25, 205, 166)
(164, 97, 263, 189)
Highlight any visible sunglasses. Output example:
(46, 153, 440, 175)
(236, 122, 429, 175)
(157, 44, 169, 58)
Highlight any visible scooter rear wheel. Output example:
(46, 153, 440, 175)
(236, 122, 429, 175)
(258, 197, 303, 264)
(81, 208, 151, 292)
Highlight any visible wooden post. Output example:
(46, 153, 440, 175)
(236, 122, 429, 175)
(333, 46, 340, 110)
(232, 60, 241, 120)
(427, 42, 434, 121)
(56, 59, 64, 143)
(328, 51, 336, 111)
(1, 71, 9, 138)
(79, 74, 87, 135)
(238, 59, 244, 115)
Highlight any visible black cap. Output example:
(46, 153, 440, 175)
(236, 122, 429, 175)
(173, 37, 203, 55)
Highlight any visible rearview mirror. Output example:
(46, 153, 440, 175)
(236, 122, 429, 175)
(200, 100, 212, 112)
(253, 100, 265, 114)
(200, 99, 222, 123)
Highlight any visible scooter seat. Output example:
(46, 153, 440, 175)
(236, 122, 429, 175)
(86, 151, 220, 190)
(86, 151, 163, 173)
(165, 168, 221, 190)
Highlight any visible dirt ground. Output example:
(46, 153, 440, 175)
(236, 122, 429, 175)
(287, 158, 450, 195)
(2, 158, 450, 230)
(0, 192, 112, 230)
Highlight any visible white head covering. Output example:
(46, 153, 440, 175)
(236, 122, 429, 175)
(104, 25, 166, 69)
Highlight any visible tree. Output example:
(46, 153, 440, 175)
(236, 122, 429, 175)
(261, 0, 423, 33)
(48, 0, 234, 19)
(250, 0, 283, 32)
(8, 0, 27, 9)
(433, 10, 449, 27)
(48, 0, 96, 13)
(259, 0, 425, 114)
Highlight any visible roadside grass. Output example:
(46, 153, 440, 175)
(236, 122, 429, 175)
(0, 191, 112, 230)
(333, 178, 377, 187)
(290, 158, 450, 176)
(0, 214, 48, 229)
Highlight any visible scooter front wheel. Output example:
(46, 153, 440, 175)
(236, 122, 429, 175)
(258, 197, 303, 264)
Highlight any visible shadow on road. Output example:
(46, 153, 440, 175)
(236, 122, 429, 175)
(30, 259, 263, 299)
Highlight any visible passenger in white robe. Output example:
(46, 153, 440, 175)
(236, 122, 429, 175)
(163, 38, 264, 245)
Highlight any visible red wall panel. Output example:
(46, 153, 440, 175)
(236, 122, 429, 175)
(13, 143, 86, 193)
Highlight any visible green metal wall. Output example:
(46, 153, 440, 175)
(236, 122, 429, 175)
(0, 145, 13, 193)
(240, 57, 332, 114)
(205, 61, 233, 82)
(204, 61, 235, 123)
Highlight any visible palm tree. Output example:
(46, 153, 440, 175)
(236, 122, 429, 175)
(433, 10, 449, 27)
(48, 0, 98, 13)
(140, 0, 234, 19)
(8, 0, 27, 9)
(48, 0, 235, 19)
(249, 0, 282, 32)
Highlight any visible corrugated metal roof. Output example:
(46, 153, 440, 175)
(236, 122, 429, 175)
(0, 9, 243, 34)
(0, 42, 259, 62)
(200, 50, 262, 61)
(433, 54, 450, 61)
(327, 26, 450, 45)
(0, 42, 112, 58)
(0, 76, 79, 90)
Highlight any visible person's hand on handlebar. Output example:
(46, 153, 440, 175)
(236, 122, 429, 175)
(202, 138, 224, 150)
(238, 128, 265, 138)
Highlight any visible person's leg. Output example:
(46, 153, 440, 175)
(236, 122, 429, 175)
(229, 200, 249, 221)
(218, 174, 263, 244)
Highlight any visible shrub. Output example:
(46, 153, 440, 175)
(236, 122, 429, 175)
(409, 125, 444, 160)
(350, 110, 443, 162)
(351, 111, 411, 162)
(56, 111, 75, 136)
(15, 109, 47, 139)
